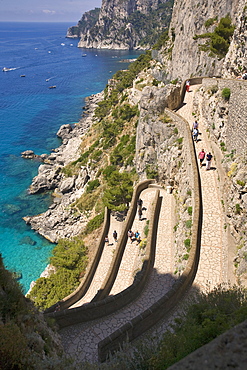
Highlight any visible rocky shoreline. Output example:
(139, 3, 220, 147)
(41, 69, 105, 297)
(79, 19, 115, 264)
(23, 92, 103, 243)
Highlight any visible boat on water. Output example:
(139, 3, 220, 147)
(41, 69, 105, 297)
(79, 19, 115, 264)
(20, 75, 26, 77)
(49, 85, 56, 89)
(2, 67, 19, 72)
(82, 54, 87, 57)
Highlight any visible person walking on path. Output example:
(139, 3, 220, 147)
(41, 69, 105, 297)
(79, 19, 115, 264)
(186, 80, 190, 92)
(113, 230, 118, 243)
(206, 152, 213, 170)
(138, 207, 143, 221)
(192, 128, 199, 142)
(128, 229, 134, 242)
(192, 120, 198, 131)
(137, 198, 143, 208)
(198, 149, 206, 167)
(104, 235, 109, 246)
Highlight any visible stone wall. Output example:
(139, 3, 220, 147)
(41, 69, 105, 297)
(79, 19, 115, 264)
(201, 78, 247, 155)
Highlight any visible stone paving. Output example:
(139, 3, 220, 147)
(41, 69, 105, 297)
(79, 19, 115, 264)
(59, 188, 175, 364)
(70, 188, 157, 307)
(59, 85, 230, 365)
(177, 85, 227, 292)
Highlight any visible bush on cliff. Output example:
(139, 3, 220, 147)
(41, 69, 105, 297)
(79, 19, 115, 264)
(27, 237, 88, 310)
(194, 15, 235, 59)
(0, 256, 69, 368)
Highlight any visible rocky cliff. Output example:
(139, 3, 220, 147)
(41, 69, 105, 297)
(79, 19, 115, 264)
(67, 0, 174, 50)
(154, 0, 246, 81)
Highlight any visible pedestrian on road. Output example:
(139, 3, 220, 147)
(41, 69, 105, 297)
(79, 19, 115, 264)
(186, 80, 190, 92)
(192, 120, 199, 130)
(104, 235, 109, 246)
(206, 152, 213, 170)
(198, 149, 206, 167)
(135, 231, 141, 243)
(113, 230, 118, 242)
(128, 229, 133, 242)
(192, 128, 199, 142)
(138, 207, 143, 221)
(137, 198, 143, 208)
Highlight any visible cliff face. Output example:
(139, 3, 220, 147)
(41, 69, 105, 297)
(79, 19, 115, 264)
(157, 0, 244, 81)
(67, 0, 174, 50)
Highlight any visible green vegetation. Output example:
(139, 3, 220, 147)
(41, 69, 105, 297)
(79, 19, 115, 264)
(102, 170, 133, 211)
(184, 238, 191, 250)
(237, 180, 245, 187)
(27, 237, 88, 310)
(152, 30, 169, 50)
(235, 203, 242, 215)
(83, 212, 105, 235)
(221, 87, 231, 100)
(147, 285, 247, 369)
(204, 16, 218, 29)
(187, 206, 193, 216)
(194, 15, 235, 59)
(0, 256, 69, 368)
(146, 164, 158, 179)
(185, 219, 192, 228)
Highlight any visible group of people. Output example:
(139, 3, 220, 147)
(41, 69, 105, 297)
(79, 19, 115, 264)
(191, 120, 213, 170)
(128, 229, 141, 244)
(104, 230, 118, 246)
(192, 120, 199, 142)
(198, 149, 213, 170)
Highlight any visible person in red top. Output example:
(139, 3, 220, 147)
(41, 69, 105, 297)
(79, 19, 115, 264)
(198, 149, 206, 167)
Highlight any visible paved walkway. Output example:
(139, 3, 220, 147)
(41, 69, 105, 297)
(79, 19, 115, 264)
(59, 85, 231, 365)
(177, 85, 228, 291)
(59, 188, 175, 364)
(70, 188, 157, 307)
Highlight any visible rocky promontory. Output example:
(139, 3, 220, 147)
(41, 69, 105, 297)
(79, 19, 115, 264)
(23, 92, 103, 243)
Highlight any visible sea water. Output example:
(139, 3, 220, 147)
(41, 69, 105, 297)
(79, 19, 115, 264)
(0, 22, 141, 293)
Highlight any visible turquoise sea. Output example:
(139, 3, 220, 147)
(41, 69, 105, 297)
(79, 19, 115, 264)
(0, 22, 141, 293)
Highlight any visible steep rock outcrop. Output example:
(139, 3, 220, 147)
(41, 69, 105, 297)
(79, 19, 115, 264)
(68, 0, 173, 50)
(156, 0, 241, 81)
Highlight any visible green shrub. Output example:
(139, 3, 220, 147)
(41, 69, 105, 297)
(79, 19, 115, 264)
(28, 237, 88, 309)
(194, 15, 235, 59)
(152, 78, 159, 86)
(84, 212, 105, 234)
(146, 164, 158, 179)
(184, 238, 191, 250)
(236, 180, 245, 187)
(102, 170, 133, 211)
(204, 17, 218, 29)
(148, 285, 247, 369)
(86, 179, 100, 193)
(187, 206, 192, 216)
(235, 203, 241, 215)
(221, 87, 231, 100)
(185, 220, 192, 228)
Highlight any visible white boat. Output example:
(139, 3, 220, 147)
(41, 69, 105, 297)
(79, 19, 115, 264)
(2, 67, 12, 72)
(49, 85, 56, 89)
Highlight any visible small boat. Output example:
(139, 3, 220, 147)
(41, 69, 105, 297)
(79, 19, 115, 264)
(20, 75, 26, 77)
(49, 85, 56, 89)
(2, 67, 12, 72)
(61, 43, 65, 46)
(82, 54, 87, 57)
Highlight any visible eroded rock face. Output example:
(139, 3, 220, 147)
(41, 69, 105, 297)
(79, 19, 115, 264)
(156, 0, 242, 81)
(23, 94, 102, 242)
(70, 0, 173, 50)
